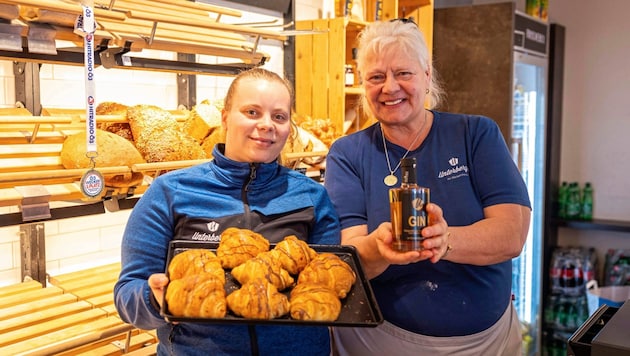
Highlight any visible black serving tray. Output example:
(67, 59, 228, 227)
(161, 240, 383, 327)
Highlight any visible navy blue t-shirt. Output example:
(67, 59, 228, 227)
(325, 111, 531, 336)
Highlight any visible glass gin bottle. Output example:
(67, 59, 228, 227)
(389, 157, 430, 252)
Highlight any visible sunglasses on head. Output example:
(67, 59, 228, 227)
(390, 17, 417, 25)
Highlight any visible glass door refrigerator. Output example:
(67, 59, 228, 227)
(434, 4, 549, 355)
(511, 12, 549, 355)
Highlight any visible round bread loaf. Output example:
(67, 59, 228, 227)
(60, 129, 146, 187)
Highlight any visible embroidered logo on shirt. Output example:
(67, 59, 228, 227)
(438, 157, 469, 181)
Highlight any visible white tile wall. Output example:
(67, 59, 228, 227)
(0, 0, 322, 287)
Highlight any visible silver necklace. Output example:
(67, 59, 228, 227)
(381, 110, 428, 186)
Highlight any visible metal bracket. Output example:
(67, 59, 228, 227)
(26, 23, 57, 55)
(15, 185, 51, 222)
(110, 329, 132, 353)
(20, 222, 46, 285)
(102, 185, 139, 212)
(0, 22, 23, 52)
(102, 189, 120, 212)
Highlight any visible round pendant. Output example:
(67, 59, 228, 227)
(384, 174, 398, 187)
(80, 168, 104, 198)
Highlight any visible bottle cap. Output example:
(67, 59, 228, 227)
(400, 158, 417, 184)
(400, 157, 416, 168)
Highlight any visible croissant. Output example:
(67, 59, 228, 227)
(289, 283, 342, 321)
(226, 278, 290, 319)
(231, 250, 294, 291)
(298, 253, 356, 298)
(273, 235, 318, 274)
(167, 248, 225, 284)
(217, 227, 270, 269)
(165, 274, 226, 318)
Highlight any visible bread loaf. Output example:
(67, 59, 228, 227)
(200, 127, 225, 158)
(126, 105, 207, 162)
(96, 102, 133, 141)
(182, 101, 222, 143)
(60, 129, 146, 187)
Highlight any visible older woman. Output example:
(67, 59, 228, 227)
(325, 20, 531, 355)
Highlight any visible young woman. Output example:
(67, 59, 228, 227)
(114, 68, 340, 355)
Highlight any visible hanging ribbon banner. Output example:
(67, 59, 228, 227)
(75, 1, 104, 198)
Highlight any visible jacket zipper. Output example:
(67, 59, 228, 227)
(241, 163, 257, 228)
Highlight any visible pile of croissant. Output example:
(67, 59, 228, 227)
(164, 227, 356, 321)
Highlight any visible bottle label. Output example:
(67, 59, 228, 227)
(400, 188, 429, 241)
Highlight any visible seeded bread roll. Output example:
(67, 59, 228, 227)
(126, 105, 207, 162)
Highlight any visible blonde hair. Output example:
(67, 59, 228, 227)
(224, 67, 295, 112)
(356, 20, 444, 108)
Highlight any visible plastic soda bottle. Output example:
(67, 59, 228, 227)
(566, 182, 581, 219)
(581, 182, 593, 220)
(557, 181, 568, 218)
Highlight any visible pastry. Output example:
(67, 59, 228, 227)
(216, 227, 270, 269)
(289, 282, 342, 321)
(231, 250, 294, 291)
(226, 278, 289, 319)
(273, 235, 318, 275)
(167, 248, 225, 284)
(165, 274, 226, 318)
(298, 253, 356, 298)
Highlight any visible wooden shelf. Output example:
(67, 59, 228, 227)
(555, 218, 630, 233)
(295, 0, 434, 141)
(0, 0, 288, 74)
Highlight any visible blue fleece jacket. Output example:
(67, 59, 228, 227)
(114, 144, 340, 355)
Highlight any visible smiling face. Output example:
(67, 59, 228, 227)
(222, 76, 292, 163)
(363, 47, 430, 126)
